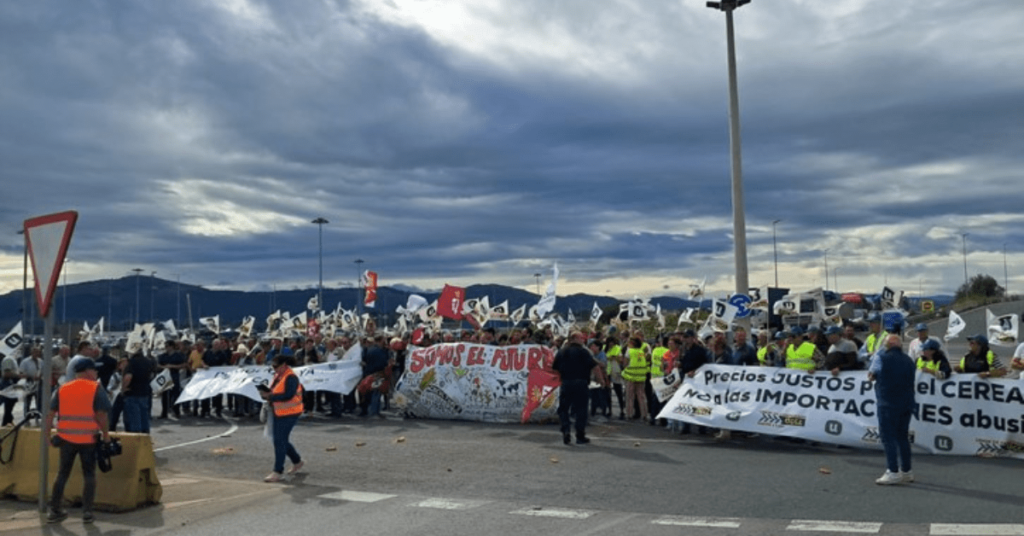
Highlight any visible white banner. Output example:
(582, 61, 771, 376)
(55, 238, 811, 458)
(394, 343, 558, 423)
(657, 364, 1024, 459)
(651, 372, 683, 403)
(176, 361, 364, 405)
(150, 369, 173, 396)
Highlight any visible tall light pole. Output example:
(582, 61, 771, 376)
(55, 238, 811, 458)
(354, 258, 365, 315)
(533, 273, 542, 296)
(771, 219, 781, 288)
(62, 259, 68, 325)
(175, 274, 181, 326)
(707, 0, 753, 328)
(17, 230, 27, 336)
(312, 217, 329, 310)
(823, 249, 829, 291)
(833, 267, 839, 292)
(131, 268, 143, 325)
(961, 233, 969, 292)
(150, 271, 157, 322)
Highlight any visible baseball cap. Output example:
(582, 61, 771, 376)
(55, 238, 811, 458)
(789, 326, 804, 336)
(773, 331, 788, 341)
(867, 313, 881, 323)
(682, 329, 697, 338)
(921, 339, 941, 351)
(915, 323, 929, 332)
(72, 356, 97, 373)
(967, 334, 988, 345)
(824, 326, 842, 336)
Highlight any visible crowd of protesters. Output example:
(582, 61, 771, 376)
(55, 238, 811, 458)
(3, 314, 1024, 438)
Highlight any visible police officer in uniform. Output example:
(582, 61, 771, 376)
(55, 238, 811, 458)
(552, 332, 601, 445)
(46, 358, 111, 524)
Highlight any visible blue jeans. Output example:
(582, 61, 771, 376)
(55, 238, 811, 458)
(123, 396, 152, 433)
(367, 391, 382, 416)
(877, 406, 912, 473)
(272, 414, 301, 474)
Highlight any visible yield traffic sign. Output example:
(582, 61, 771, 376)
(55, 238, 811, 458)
(23, 211, 78, 318)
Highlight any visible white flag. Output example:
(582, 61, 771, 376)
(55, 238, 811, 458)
(510, 304, 526, 324)
(773, 296, 799, 316)
(418, 300, 439, 324)
(462, 298, 480, 316)
(711, 299, 739, 332)
(944, 310, 966, 341)
(677, 308, 696, 327)
(0, 322, 24, 360)
(536, 263, 558, 317)
(567, 309, 576, 325)
(199, 315, 220, 334)
(591, 302, 602, 326)
(628, 300, 649, 321)
(689, 276, 706, 299)
(238, 316, 255, 339)
(749, 287, 769, 311)
(656, 304, 666, 330)
(490, 300, 510, 319)
(307, 295, 320, 312)
(822, 306, 842, 327)
(397, 295, 429, 318)
(290, 312, 307, 334)
(880, 286, 903, 310)
(986, 309, 1019, 347)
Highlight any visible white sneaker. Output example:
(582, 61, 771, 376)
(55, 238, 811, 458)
(875, 470, 902, 485)
(899, 471, 914, 483)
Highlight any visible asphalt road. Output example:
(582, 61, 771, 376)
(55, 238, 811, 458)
(3, 406, 1020, 536)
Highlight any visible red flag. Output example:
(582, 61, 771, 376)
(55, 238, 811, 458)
(363, 270, 378, 308)
(306, 318, 320, 338)
(521, 368, 560, 423)
(437, 284, 465, 320)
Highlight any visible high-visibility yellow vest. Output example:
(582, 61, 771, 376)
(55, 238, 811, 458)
(56, 379, 100, 445)
(786, 341, 817, 371)
(650, 346, 668, 377)
(605, 345, 622, 376)
(916, 358, 940, 372)
(959, 350, 995, 371)
(757, 345, 774, 365)
(621, 348, 648, 383)
(865, 331, 889, 354)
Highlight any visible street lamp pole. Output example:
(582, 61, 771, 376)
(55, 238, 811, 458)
(312, 218, 329, 310)
(18, 230, 27, 336)
(354, 259, 365, 316)
(834, 267, 839, 292)
(707, 0, 753, 328)
(823, 250, 829, 291)
(131, 268, 143, 325)
(771, 219, 780, 288)
(150, 271, 157, 322)
(533, 273, 542, 296)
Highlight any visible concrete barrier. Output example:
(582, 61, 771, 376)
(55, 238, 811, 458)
(0, 427, 161, 512)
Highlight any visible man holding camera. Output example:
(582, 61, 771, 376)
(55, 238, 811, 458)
(45, 358, 111, 524)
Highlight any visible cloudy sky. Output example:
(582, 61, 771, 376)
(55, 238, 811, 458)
(1, 0, 1022, 303)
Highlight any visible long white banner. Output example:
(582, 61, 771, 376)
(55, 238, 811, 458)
(175, 361, 363, 405)
(394, 343, 559, 423)
(656, 365, 1024, 459)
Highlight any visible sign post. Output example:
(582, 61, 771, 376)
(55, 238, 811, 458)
(24, 210, 78, 513)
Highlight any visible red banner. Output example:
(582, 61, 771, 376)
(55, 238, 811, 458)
(363, 270, 378, 308)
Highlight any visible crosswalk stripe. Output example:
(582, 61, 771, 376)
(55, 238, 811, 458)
(652, 516, 742, 528)
(413, 498, 490, 510)
(510, 507, 594, 519)
(318, 490, 397, 503)
(930, 525, 1024, 536)
(787, 520, 882, 533)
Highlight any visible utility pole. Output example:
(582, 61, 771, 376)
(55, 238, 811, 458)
(131, 268, 143, 325)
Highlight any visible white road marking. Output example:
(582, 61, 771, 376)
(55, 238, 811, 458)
(931, 525, 1024, 536)
(413, 498, 490, 510)
(510, 507, 594, 519)
(787, 520, 883, 533)
(153, 417, 239, 452)
(318, 490, 397, 503)
(652, 516, 742, 528)
(160, 477, 201, 486)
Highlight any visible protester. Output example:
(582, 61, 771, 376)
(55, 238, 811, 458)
(46, 358, 111, 524)
(604, 335, 625, 419)
(157, 340, 187, 419)
(907, 323, 941, 360)
(0, 349, 20, 426)
(552, 332, 601, 445)
(785, 327, 818, 373)
(587, 339, 609, 418)
(868, 335, 915, 485)
(121, 349, 154, 433)
(916, 339, 952, 380)
(955, 334, 1006, 378)
(621, 336, 649, 422)
(358, 335, 391, 418)
(823, 326, 859, 375)
(675, 329, 708, 434)
(261, 353, 304, 483)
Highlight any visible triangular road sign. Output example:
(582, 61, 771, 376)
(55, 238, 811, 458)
(24, 211, 78, 318)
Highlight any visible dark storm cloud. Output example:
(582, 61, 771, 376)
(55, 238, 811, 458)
(1, 0, 1022, 300)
